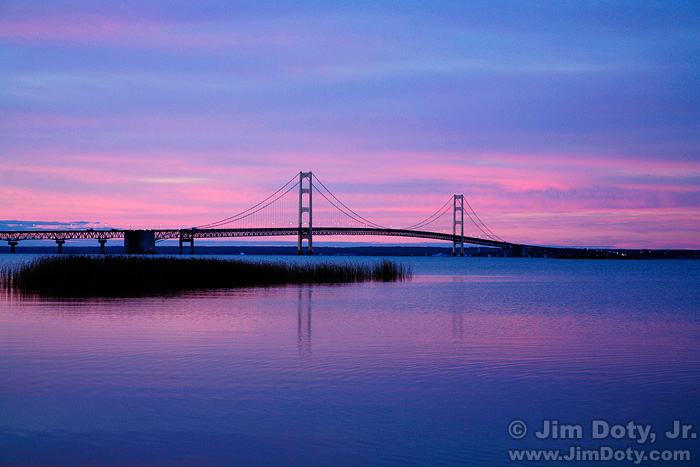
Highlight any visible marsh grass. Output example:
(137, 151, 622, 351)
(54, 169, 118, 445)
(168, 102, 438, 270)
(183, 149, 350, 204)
(1, 255, 411, 296)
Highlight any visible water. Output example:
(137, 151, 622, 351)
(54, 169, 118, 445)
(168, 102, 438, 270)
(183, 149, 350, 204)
(1, 255, 699, 466)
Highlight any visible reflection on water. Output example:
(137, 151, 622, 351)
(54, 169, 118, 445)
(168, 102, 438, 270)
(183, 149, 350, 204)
(0, 257, 699, 466)
(298, 287, 312, 358)
(452, 306, 463, 341)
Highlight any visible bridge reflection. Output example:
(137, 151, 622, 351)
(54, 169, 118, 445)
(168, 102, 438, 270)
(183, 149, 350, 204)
(297, 287, 312, 358)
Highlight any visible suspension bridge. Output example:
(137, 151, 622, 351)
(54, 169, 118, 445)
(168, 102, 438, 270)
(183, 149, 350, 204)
(0, 171, 524, 256)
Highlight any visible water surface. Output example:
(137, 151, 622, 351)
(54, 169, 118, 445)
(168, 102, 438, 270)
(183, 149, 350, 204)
(1, 256, 699, 466)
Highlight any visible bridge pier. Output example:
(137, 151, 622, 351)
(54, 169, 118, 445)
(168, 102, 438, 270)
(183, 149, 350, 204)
(124, 230, 156, 254)
(98, 238, 107, 254)
(8, 241, 17, 254)
(297, 240, 314, 255)
(56, 239, 65, 254)
(179, 237, 194, 255)
(511, 244, 523, 257)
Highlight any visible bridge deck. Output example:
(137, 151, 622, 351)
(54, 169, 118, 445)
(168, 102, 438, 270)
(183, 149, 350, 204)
(0, 227, 509, 248)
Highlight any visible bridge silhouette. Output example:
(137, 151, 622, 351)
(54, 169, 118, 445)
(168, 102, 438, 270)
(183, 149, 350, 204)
(0, 171, 525, 256)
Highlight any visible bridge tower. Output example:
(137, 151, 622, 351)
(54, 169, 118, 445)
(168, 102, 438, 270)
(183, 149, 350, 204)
(452, 194, 464, 257)
(298, 171, 313, 255)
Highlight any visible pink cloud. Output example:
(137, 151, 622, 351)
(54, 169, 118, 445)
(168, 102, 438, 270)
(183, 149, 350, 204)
(1, 145, 698, 247)
(0, 10, 330, 51)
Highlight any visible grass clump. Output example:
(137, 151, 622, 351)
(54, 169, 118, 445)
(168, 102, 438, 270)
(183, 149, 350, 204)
(1, 255, 411, 296)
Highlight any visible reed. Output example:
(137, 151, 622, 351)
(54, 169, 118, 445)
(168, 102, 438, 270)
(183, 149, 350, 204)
(1, 255, 411, 296)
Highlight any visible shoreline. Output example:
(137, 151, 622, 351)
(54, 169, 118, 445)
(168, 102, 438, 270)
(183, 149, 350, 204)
(0, 245, 698, 259)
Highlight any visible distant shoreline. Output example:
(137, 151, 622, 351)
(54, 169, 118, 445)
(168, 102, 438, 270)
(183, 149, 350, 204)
(0, 245, 698, 259)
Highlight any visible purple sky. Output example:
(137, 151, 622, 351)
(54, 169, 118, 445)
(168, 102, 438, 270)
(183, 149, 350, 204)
(1, 1, 699, 247)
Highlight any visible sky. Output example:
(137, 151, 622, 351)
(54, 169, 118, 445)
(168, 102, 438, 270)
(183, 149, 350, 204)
(1, 0, 699, 248)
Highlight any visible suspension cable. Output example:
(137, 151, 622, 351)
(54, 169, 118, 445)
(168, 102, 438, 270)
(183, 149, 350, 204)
(197, 181, 298, 229)
(192, 171, 505, 241)
(463, 197, 505, 242)
(463, 208, 493, 239)
(313, 176, 387, 229)
(406, 202, 453, 230)
(314, 188, 384, 229)
(402, 197, 453, 230)
(196, 174, 299, 229)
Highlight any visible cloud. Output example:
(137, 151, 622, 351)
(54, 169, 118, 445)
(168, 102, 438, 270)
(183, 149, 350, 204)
(138, 176, 209, 185)
(0, 220, 98, 231)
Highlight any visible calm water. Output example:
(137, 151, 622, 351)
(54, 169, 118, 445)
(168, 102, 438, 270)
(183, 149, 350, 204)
(1, 255, 699, 466)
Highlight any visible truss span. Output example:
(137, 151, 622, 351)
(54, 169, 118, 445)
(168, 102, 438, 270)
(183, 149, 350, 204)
(0, 230, 123, 241)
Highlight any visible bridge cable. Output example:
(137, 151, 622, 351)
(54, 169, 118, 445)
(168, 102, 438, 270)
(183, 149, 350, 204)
(196, 171, 505, 242)
(408, 203, 453, 230)
(313, 176, 387, 229)
(402, 197, 453, 230)
(314, 188, 385, 229)
(196, 174, 299, 229)
(196, 175, 299, 229)
(205, 180, 299, 228)
(403, 194, 505, 242)
(461, 205, 505, 242)
(463, 197, 505, 242)
(195, 180, 299, 229)
(463, 208, 495, 240)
